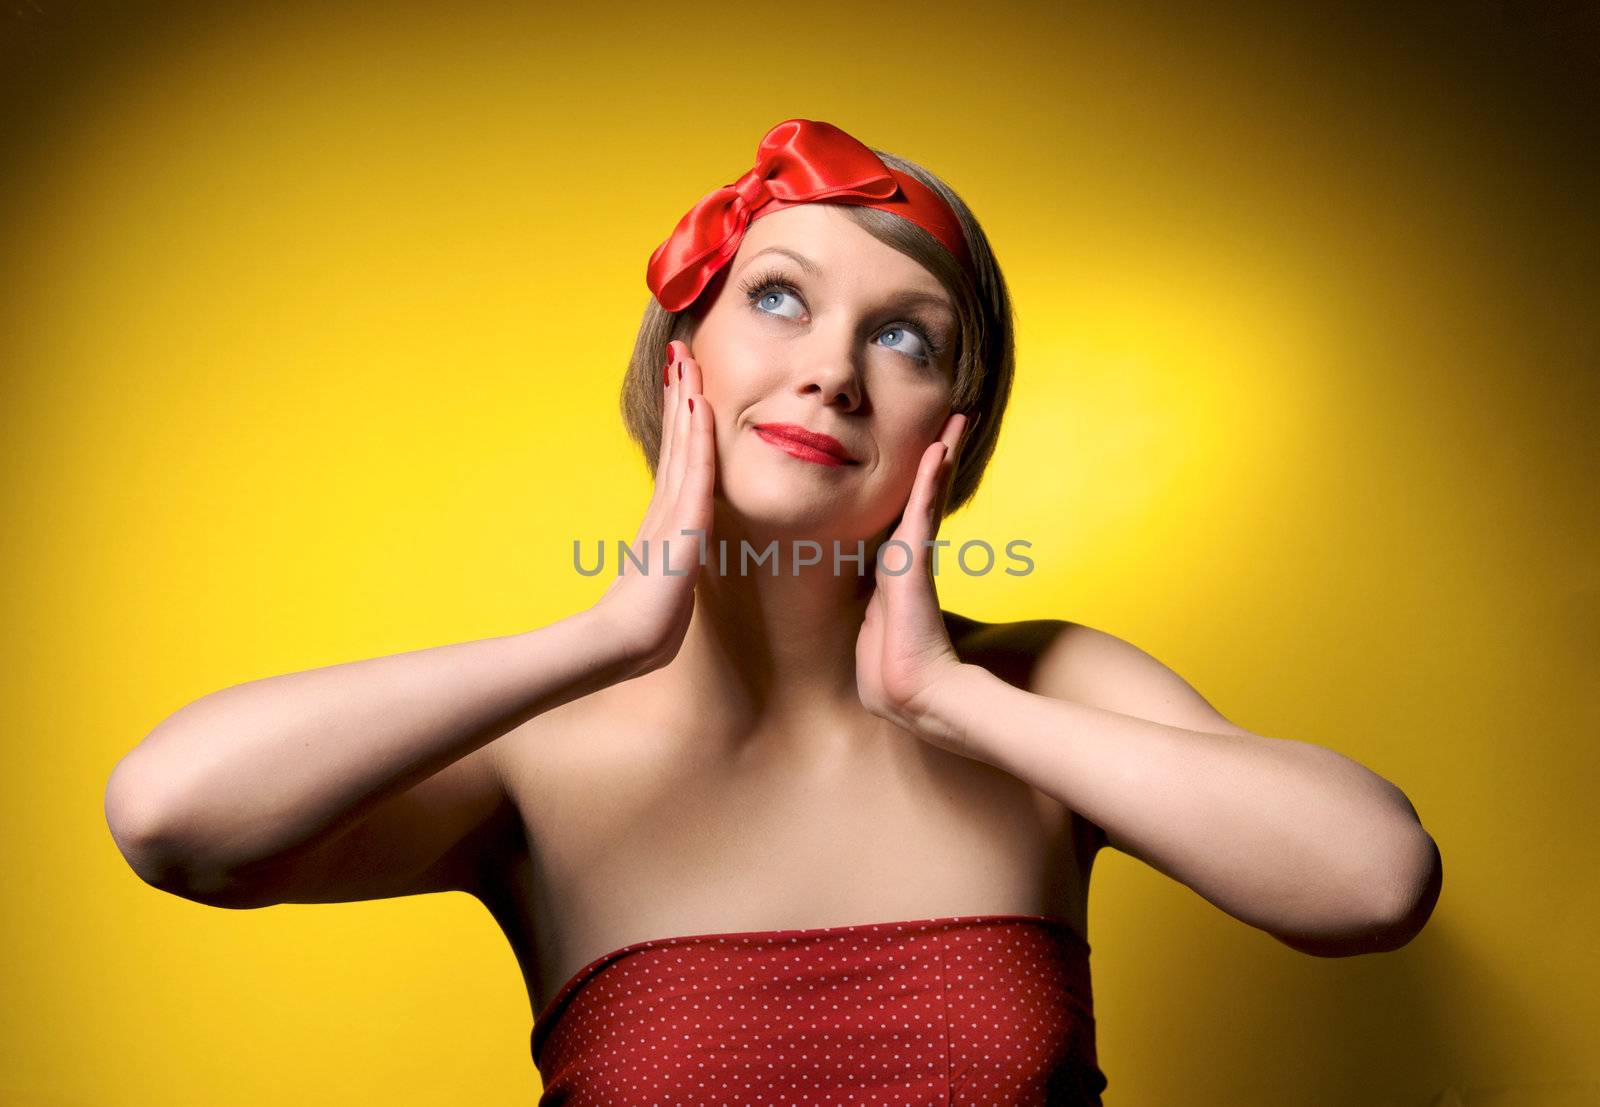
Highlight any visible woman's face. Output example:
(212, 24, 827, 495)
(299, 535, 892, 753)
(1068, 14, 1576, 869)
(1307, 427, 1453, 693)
(685, 203, 959, 544)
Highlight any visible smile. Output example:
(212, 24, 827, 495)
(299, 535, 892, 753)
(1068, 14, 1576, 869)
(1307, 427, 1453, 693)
(752, 424, 859, 468)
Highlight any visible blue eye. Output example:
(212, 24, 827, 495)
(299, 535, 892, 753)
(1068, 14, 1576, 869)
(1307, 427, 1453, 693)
(737, 267, 946, 367)
(877, 326, 928, 359)
(752, 285, 803, 319)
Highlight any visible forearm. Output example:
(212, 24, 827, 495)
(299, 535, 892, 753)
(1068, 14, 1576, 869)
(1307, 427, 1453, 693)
(109, 606, 636, 880)
(918, 663, 1434, 944)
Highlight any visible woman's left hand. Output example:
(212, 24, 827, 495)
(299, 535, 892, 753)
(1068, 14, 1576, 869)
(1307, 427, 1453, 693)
(855, 410, 979, 741)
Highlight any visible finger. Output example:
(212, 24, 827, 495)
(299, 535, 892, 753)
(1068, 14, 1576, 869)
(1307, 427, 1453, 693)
(933, 412, 975, 524)
(676, 345, 704, 403)
(675, 389, 715, 547)
(918, 413, 962, 526)
(943, 411, 973, 457)
(656, 342, 682, 472)
(877, 425, 951, 582)
(896, 441, 947, 558)
(662, 345, 708, 504)
(662, 388, 715, 577)
(642, 345, 683, 538)
(652, 345, 682, 496)
(660, 349, 695, 508)
(912, 439, 961, 584)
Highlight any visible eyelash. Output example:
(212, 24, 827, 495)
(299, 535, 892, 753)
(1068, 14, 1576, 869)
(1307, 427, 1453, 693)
(737, 268, 948, 365)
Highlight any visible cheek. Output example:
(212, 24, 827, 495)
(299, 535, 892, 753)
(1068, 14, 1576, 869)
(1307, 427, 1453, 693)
(880, 414, 948, 488)
(694, 367, 739, 427)
(879, 432, 929, 487)
(694, 352, 775, 421)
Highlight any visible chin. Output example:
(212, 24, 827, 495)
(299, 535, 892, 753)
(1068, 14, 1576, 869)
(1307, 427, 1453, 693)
(719, 482, 874, 541)
(723, 485, 832, 529)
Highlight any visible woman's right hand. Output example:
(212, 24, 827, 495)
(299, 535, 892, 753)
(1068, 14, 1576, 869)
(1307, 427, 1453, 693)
(592, 339, 716, 677)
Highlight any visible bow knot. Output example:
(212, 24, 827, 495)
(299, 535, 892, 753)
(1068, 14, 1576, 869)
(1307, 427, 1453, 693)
(732, 169, 771, 211)
(646, 119, 972, 315)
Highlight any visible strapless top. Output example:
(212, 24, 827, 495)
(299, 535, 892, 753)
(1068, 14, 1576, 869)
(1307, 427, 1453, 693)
(530, 913, 1107, 1105)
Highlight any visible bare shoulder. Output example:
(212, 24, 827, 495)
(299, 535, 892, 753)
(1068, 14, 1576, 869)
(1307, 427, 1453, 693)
(941, 610, 1065, 689)
(943, 611, 1259, 856)
(947, 611, 1254, 738)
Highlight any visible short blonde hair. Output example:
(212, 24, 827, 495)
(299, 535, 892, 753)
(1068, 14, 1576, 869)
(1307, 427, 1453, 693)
(620, 147, 1015, 517)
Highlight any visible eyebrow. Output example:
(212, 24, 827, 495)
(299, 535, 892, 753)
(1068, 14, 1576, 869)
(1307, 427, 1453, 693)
(736, 245, 956, 318)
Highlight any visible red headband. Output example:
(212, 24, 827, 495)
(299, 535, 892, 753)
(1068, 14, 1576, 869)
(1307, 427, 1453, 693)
(646, 118, 972, 314)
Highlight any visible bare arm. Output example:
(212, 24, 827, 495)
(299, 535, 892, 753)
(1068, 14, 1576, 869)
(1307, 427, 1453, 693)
(105, 338, 716, 909)
(104, 606, 638, 904)
(912, 622, 1440, 956)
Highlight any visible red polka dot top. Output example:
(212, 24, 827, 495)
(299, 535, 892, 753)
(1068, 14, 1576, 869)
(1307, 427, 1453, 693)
(530, 913, 1108, 1105)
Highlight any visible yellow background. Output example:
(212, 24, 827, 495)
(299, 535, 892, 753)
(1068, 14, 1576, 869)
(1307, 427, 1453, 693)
(2, 2, 1595, 1104)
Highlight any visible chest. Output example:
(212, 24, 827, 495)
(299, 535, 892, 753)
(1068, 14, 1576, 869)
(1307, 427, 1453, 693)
(477, 694, 1092, 1019)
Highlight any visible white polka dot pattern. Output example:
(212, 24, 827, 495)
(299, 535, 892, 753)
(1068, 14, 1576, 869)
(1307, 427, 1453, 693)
(530, 913, 1107, 1105)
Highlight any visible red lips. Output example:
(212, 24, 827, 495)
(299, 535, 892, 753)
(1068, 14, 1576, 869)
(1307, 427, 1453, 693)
(753, 423, 859, 465)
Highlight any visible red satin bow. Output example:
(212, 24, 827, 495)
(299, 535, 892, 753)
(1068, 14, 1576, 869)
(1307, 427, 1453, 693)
(646, 118, 972, 314)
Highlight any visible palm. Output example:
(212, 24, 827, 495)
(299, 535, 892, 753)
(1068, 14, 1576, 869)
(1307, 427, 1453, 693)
(855, 586, 893, 716)
(854, 412, 974, 732)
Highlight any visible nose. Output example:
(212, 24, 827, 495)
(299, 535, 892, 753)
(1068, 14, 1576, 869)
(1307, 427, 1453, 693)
(795, 326, 865, 411)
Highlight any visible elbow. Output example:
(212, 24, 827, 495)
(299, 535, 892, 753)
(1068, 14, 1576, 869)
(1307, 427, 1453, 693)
(105, 753, 170, 879)
(1365, 829, 1443, 952)
(105, 751, 290, 911)
(1271, 827, 1443, 958)
(105, 753, 194, 893)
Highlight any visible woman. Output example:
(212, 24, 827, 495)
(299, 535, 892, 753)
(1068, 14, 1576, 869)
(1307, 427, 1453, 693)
(105, 118, 1442, 1105)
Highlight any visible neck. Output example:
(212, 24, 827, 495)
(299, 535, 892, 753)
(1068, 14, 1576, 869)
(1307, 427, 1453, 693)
(660, 511, 902, 759)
